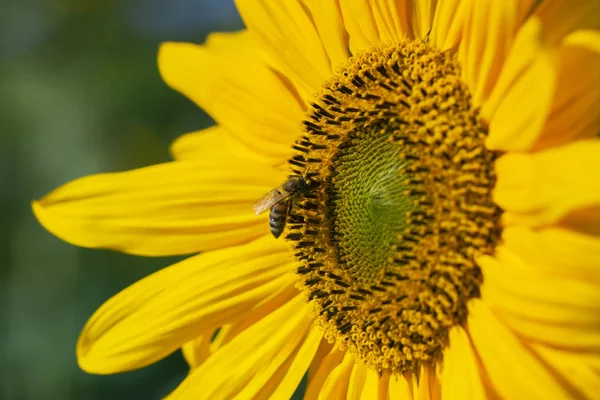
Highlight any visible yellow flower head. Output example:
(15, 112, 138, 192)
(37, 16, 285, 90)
(33, 0, 600, 399)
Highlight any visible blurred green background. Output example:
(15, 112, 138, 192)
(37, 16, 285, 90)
(1, 1, 243, 399)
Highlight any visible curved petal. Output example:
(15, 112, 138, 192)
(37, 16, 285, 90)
(266, 325, 324, 399)
(305, 347, 345, 400)
(33, 160, 284, 256)
(467, 300, 574, 399)
(339, 1, 381, 54)
(376, 371, 392, 400)
(502, 225, 600, 284)
(347, 363, 380, 400)
(234, 0, 335, 98)
(483, 17, 558, 151)
(158, 32, 303, 161)
(339, 0, 415, 54)
(409, 0, 437, 40)
(388, 373, 415, 400)
(170, 125, 273, 166)
(307, 1, 350, 70)
(168, 295, 318, 400)
(318, 351, 355, 399)
(479, 247, 600, 351)
(457, 0, 537, 106)
(530, 343, 600, 400)
(370, 0, 412, 43)
(181, 331, 213, 369)
(416, 363, 441, 400)
(76, 238, 294, 373)
(535, 0, 600, 45)
(204, 281, 299, 350)
(535, 30, 600, 150)
(494, 139, 600, 228)
(307, 339, 335, 381)
(441, 328, 489, 400)
(347, 363, 367, 399)
(429, 0, 469, 51)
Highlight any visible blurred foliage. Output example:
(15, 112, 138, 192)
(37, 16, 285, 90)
(0, 1, 244, 399)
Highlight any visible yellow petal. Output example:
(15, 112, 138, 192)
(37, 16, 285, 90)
(307, 339, 335, 382)
(347, 362, 367, 399)
(535, 30, 600, 150)
(369, 0, 412, 43)
(535, 0, 600, 45)
(531, 343, 600, 400)
(376, 371, 392, 400)
(494, 139, 600, 227)
(416, 363, 441, 400)
(339, 0, 381, 53)
(267, 324, 324, 399)
(502, 225, 600, 284)
(170, 125, 273, 165)
(158, 33, 302, 160)
(205, 281, 299, 350)
(388, 373, 415, 400)
(479, 248, 600, 351)
(318, 351, 355, 400)
(560, 206, 600, 236)
(307, 1, 350, 70)
(33, 160, 283, 256)
(234, 0, 334, 98)
(304, 347, 345, 400)
(441, 327, 491, 400)
(458, 0, 537, 106)
(467, 300, 573, 399)
(483, 17, 558, 151)
(429, 0, 469, 51)
(409, 0, 437, 40)
(347, 364, 379, 400)
(76, 238, 294, 374)
(168, 295, 316, 400)
(181, 332, 212, 369)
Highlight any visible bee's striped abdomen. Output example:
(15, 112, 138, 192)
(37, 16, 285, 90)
(269, 201, 289, 238)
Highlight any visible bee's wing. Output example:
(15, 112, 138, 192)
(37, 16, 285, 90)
(253, 185, 291, 215)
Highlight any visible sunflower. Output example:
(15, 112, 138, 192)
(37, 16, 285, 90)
(33, 0, 600, 398)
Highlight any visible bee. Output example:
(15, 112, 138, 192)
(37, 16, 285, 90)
(253, 175, 310, 238)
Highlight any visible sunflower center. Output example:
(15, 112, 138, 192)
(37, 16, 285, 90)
(285, 39, 502, 373)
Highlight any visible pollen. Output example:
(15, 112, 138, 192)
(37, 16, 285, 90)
(284, 39, 502, 373)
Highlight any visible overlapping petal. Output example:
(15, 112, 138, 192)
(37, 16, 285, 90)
(408, 0, 437, 40)
(530, 343, 600, 399)
(467, 301, 574, 399)
(235, 0, 336, 98)
(494, 139, 600, 228)
(429, 0, 469, 51)
(482, 17, 557, 151)
(502, 225, 600, 283)
(339, 0, 414, 54)
(480, 246, 600, 351)
(305, 347, 345, 399)
(483, 0, 600, 151)
(158, 31, 303, 161)
(168, 295, 321, 400)
(457, 0, 536, 106)
(33, 159, 284, 256)
(535, 0, 600, 45)
(317, 352, 355, 399)
(416, 363, 441, 400)
(441, 328, 489, 399)
(535, 30, 600, 149)
(76, 237, 294, 373)
(170, 125, 274, 166)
